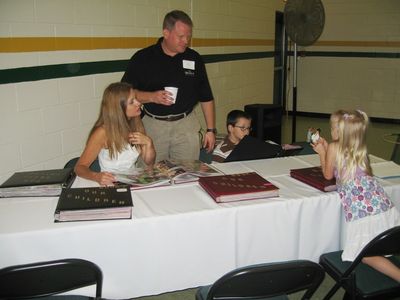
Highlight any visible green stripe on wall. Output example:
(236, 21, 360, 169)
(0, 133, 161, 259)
(203, 51, 274, 63)
(298, 51, 400, 59)
(1, 50, 399, 85)
(0, 52, 274, 84)
(0, 60, 128, 84)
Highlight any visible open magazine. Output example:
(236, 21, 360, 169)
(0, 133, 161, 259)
(114, 159, 221, 189)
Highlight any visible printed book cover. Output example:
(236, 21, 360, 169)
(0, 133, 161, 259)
(114, 159, 221, 189)
(54, 186, 133, 222)
(198, 172, 279, 203)
(290, 166, 336, 192)
(0, 168, 75, 198)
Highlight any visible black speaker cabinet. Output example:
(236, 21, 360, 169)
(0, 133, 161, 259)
(244, 104, 282, 144)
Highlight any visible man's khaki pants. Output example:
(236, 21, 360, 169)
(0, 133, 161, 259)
(143, 113, 201, 162)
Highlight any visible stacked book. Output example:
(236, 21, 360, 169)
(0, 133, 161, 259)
(0, 168, 75, 198)
(54, 186, 133, 222)
(198, 172, 279, 203)
(290, 166, 336, 192)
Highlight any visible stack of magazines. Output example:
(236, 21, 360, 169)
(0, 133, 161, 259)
(114, 159, 221, 189)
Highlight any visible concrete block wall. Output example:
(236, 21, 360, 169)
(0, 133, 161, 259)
(291, 0, 400, 119)
(0, 0, 282, 182)
(0, 0, 399, 182)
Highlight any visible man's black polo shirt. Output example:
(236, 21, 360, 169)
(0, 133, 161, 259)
(122, 38, 214, 116)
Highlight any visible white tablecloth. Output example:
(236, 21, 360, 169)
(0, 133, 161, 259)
(1, 155, 399, 298)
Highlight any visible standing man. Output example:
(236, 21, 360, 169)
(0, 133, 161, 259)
(122, 10, 216, 162)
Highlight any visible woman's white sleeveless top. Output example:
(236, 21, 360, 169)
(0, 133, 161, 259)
(98, 145, 139, 173)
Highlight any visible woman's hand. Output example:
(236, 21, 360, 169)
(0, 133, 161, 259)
(129, 132, 156, 166)
(95, 172, 116, 186)
(128, 132, 152, 146)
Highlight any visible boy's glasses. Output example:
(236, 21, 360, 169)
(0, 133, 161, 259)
(234, 125, 252, 132)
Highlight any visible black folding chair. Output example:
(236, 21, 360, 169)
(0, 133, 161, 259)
(319, 225, 400, 300)
(196, 260, 325, 300)
(0, 258, 103, 300)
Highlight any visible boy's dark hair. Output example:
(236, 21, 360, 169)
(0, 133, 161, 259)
(226, 110, 252, 128)
(163, 10, 193, 30)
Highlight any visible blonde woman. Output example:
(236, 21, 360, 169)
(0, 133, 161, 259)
(313, 109, 400, 282)
(75, 82, 155, 186)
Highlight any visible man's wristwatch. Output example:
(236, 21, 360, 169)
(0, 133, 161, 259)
(206, 128, 217, 134)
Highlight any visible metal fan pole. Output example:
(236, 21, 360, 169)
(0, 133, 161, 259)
(291, 43, 298, 143)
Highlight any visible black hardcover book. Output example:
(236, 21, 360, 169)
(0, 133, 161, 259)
(54, 186, 133, 222)
(0, 168, 75, 198)
(224, 136, 283, 162)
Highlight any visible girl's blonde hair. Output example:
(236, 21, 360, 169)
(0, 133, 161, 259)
(88, 82, 145, 159)
(335, 109, 372, 183)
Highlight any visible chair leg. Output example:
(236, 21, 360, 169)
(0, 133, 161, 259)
(348, 274, 357, 300)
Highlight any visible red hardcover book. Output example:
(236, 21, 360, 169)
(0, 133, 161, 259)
(290, 166, 336, 192)
(198, 172, 279, 203)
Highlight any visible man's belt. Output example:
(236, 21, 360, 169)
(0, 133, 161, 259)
(143, 107, 192, 122)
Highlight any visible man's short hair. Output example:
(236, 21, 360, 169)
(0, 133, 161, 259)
(163, 10, 193, 30)
(226, 110, 252, 128)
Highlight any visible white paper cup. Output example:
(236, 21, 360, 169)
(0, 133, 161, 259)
(164, 87, 178, 103)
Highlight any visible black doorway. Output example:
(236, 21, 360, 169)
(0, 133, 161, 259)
(272, 11, 288, 109)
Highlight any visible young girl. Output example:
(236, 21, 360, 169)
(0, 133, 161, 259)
(75, 82, 155, 186)
(313, 109, 400, 282)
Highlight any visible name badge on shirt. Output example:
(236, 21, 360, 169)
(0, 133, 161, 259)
(183, 60, 195, 70)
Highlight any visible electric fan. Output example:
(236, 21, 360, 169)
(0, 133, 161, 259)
(284, 0, 325, 142)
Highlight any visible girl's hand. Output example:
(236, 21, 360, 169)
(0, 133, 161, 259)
(312, 139, 327, 156)
(128, 132, 152, 146)
(318, 137, 328, 151)
(95, 172, 116, 186)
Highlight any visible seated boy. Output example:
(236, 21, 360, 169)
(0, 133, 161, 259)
(212, 110, 252, 163)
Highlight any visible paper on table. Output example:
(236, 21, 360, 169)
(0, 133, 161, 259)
(72, 176, 100, 188)
(211, 161, 253, 175)
(369, 154, 386, 164)
(372, 161, 400, 179)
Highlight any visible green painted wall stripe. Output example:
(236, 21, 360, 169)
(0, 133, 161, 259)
(203, 51, 274, 63)
(0, 51, 274, 84)
(1, 51, 399, 85)
(0, 60, 128, 84)
(299, 51, 400, 59)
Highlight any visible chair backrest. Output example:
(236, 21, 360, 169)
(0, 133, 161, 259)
(206, 260, 325, 300)
(352, 225, 400, 267)
(0, 258, 103, 299)
(64, 157, 100, 172)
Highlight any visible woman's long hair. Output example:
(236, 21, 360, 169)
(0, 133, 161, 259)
(88, 82, 145, 159)
(335, 109, 372, 183)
